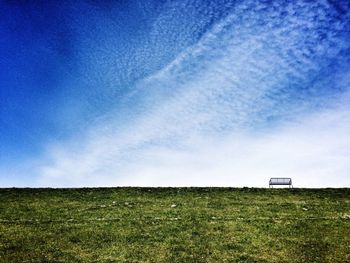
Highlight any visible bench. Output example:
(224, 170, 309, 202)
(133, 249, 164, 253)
(269, 178, 293, 188)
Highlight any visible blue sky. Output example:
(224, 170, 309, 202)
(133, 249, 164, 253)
(1, 0, 350, 187)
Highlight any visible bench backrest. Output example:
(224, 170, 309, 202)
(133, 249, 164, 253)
(269, 178, 292, 185)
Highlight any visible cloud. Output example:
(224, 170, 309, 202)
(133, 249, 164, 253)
(38, 97, 350, 187)
(34, 0, 350, 187)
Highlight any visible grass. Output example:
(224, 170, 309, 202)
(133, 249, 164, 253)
(0, 187, 349, 262)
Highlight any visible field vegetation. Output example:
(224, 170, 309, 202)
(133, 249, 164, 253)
(0, 187, 349, 262)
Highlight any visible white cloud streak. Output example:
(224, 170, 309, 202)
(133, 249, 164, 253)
(36, 0, 350, 187)
(38, 94, 350, 188)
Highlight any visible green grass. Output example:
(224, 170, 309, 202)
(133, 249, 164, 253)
(0, 188, 349, 262)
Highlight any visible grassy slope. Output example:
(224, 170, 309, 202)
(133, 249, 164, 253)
(0, 188, 349, 262)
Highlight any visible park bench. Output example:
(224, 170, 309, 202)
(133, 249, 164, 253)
(269, 178, 293, 188)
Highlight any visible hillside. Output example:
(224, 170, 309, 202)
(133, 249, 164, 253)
(0, 188, 349, 262)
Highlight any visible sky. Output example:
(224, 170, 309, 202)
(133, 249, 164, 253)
(1, 0, 350, 187)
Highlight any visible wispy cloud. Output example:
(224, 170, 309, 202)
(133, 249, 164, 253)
(30, 0, 350, 187)
(38, 95, 350, 187)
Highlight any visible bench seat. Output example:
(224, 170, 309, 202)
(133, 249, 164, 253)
(269, 178, 293, 188)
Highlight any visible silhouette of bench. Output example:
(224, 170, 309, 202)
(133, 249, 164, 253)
(269, 178, 293, 188)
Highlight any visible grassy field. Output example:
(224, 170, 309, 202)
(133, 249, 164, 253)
(0, 188, 349, 262)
